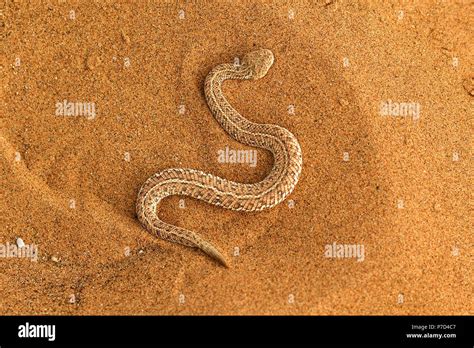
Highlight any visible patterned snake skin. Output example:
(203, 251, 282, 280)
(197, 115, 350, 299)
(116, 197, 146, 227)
(136, 49, 302, 267)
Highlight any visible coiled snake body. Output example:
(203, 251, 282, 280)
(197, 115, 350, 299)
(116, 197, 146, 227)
(136, 49, 302, 266)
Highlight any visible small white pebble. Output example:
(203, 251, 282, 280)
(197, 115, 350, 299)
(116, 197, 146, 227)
(16, 238, 25, 248)
(138, 249, 144, 254)
(51, 256, 60, 263)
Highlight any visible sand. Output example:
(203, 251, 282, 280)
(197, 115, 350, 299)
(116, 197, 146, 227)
(1, 1, 472, 315)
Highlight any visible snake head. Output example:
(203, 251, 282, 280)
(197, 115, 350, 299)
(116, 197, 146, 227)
(242, 49, 274, 79)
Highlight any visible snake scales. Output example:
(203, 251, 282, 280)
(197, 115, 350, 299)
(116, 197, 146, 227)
(136, 49, 302, 267)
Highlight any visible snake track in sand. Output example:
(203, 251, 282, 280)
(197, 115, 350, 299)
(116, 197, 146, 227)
(136, 49, 303, 267)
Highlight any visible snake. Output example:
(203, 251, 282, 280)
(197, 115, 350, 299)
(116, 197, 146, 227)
(136, 49, 303, 267)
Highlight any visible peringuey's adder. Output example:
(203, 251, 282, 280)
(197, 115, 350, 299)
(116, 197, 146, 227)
(136, 49, 303, 267)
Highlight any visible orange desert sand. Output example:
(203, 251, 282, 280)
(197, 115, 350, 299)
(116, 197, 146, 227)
(1, 1, 472, 315)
